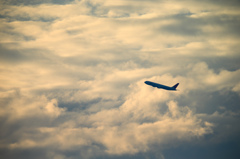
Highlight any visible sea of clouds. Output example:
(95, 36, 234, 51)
(0, 0, 240, 158)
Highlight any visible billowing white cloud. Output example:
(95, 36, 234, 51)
(0, 88, 212, 156)
(0, 0, 240, 158)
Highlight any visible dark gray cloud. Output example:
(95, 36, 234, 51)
(0, 0, 75, 5)
(160, 13, 202, 36)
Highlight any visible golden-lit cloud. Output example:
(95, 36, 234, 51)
(0, 0, 240, 158)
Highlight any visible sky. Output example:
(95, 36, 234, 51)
(0, 0, 240, 158)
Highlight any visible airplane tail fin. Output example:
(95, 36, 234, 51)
(172, 83, 179, 89)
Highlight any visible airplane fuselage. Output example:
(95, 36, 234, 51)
(144, 81, 178, 91)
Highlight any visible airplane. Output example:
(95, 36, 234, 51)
(144, 81, 179, 91)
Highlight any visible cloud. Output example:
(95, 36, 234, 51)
(1, 0, 75, 5)
(0, 0, 240, 158)
(0, 88, 212, 156)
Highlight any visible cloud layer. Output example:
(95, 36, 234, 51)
(0, 0, 240, 158)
